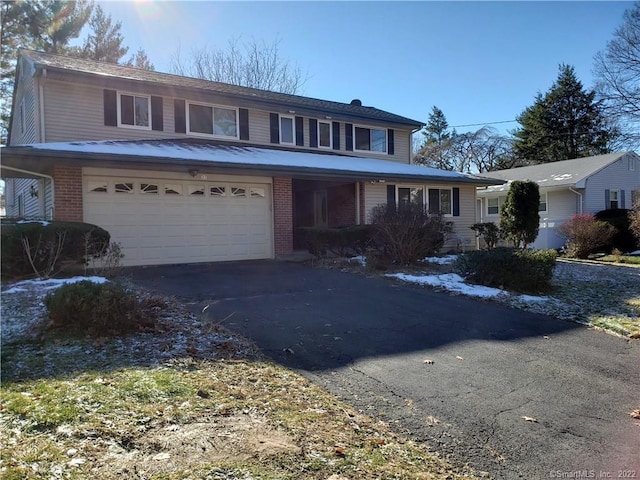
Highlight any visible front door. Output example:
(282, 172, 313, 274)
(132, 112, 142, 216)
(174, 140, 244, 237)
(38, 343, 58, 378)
(314, 190, 328, 227)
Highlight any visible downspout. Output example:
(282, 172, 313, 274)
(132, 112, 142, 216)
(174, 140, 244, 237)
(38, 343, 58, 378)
(3, 166, 55, 220)
(569, 187, 583, 214)
(38, 68, 47, 142)
(355, 181, 361, 225)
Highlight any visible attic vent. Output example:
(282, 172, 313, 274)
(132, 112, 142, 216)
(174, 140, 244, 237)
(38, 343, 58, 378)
(350, 99, 362, 106)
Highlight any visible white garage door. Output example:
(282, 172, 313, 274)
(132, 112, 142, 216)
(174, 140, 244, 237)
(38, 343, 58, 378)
(84, 176, 273, 266)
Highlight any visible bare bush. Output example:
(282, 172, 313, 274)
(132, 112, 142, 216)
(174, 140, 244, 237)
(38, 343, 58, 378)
(557, 214, 617, 258)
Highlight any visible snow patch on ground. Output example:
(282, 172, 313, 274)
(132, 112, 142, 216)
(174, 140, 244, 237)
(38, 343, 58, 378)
(3, 276, 108, 294)
(16, 220, 50, 226)
(423, 255, 458, 265)
(348, 256, 367, 266)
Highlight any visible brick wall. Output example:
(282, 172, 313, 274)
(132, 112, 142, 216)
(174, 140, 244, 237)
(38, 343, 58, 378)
(53, 165, 83, 221)
(273, 177, 293, 255)
(359, 182, 366, 224)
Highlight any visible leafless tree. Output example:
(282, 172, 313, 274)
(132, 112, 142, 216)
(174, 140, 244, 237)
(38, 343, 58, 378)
(593, 3, 640, 149)
(414, 126, 517, 173)
(169, 36, 307, 94)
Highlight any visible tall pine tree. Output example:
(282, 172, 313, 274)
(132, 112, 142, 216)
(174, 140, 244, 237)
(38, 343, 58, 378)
(79, 4, 128, 63)
(513, 64, 615, 163)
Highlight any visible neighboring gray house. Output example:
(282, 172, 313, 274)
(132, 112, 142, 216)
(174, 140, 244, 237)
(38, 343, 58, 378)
(1, 49, 499, 266)
(476, 152, 640, 249)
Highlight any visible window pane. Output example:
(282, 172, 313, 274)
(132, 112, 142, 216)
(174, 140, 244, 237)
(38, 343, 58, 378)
(440, 189, 452, 215)
(189, 104, 213, 134)
(488, 198, 499, 215)
(115, 182, 134, 193)
(370, 128, 386, 152)
(398, 187, 410, 207)
(428, 189, 440, 214)
(188, 185, 205, 196)
(319, 122, 331, 147)
(140, 183, 158, 194)
(88, 181, 108, 193)
(210, 186, 226, 196)
(134, 96, 149, 126)
(411, 188, 424, 206)
(231, 187, 246, 197)
(214, 107, 237, 137)
(165, 184, 183, 195)
(355, 127, 370, 150)
(250, 187, 265, 198)
(120, 95, 134, 125)
(280, 117, 294, 143)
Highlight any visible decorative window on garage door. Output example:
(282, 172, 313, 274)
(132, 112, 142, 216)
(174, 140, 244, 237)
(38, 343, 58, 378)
(164, 184, 183, 195)
(250, 187, 265, 198)
(140, 183, 158, 194)
(230, 187, 246, 197)
(115, 182, 134, 194)
(188, 185, 205, 196)
(88, 181, 108, 193)
(210, 186, 226, 197)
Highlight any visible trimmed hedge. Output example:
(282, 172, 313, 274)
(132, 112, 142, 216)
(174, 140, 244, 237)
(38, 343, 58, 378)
(1, 219, 110, 279)
(44, 281, 161, 336)
(298, 225, 375, 258)
(455, 247, 557, 294)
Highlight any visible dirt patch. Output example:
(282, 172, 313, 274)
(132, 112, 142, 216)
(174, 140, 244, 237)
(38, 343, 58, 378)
(91, 413, 300, 478)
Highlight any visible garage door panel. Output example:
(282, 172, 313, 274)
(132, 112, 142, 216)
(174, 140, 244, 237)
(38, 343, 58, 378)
(84, 178, 273, 266)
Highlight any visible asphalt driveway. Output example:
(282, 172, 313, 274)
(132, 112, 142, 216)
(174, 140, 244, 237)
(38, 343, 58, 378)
(129, 260, 640, 478)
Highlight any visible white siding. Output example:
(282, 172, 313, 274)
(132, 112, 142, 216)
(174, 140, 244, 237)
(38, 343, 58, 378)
(583, 153, 640, 213)
(41, 79, 414, 163)
(364, 182, 478, 252)
(9, 57, 39, 144)
(6, 178, 40, 217)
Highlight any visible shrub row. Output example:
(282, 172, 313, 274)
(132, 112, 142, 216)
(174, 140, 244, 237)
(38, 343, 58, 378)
(44, 281, 164, 336)
(1, 220, 110, 279)
(455, 247, 557, 294)
(298, 225, 375, 258)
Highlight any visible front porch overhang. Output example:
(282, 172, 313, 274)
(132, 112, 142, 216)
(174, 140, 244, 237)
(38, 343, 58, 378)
(0, 139, 503, 187)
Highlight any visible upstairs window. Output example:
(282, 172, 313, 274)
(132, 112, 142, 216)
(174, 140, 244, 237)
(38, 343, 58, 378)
(118, 92, 150, 129)
(279, 116, 295, 144)
(318, 121, 332, 148)
(187, 102, 238, 138)
(354, 126, 386, 153)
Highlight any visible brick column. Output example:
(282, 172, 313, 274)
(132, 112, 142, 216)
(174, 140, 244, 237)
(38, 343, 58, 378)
(53, 165, 83, 221)
(359, 182, 366, 224)
(273, 177, 293, 255)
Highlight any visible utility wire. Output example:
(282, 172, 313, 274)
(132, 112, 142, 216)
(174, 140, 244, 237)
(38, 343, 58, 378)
(449, 119, 518, 128)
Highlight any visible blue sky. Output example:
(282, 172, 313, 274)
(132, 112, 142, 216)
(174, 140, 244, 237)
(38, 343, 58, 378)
(98, 1, 631, 136)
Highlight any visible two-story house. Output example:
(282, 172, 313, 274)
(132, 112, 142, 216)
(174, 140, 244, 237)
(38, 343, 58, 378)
(2, 49, 499, 266)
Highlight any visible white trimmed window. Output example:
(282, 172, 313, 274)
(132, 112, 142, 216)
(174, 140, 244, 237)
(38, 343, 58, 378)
(398, 187, 424, 208)
(609, 189, 620, 209)
(118, 92, 150, 129)
(487, 196, 506, 215)
(629, 157, 636, 171)
(318, 120, 332, 149)
(354, 125, 386, 153)
(428, 188, 452, 215)
(187, 102, 238, 138)
(539, 193, 548, 213)
(279, 115, 295, 144)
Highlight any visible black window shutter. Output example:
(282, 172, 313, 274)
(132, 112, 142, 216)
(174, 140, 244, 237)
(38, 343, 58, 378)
(621, 189, 626, 208)
(309, 119, 318, 148)
(174, 99, 186, 133)
(345, 123, 353, 151)
(387, 184, 396, 210)
(239, 108, 249, 140)
(151, 96, 163, 131)
(270, 113, 279, 143)
(604, 189, 610, 208)
(387, 129, 395, 155)
(453, 187, 460, 216)
(332, 121, 340, 150)
(295, 116, 304, 146)
(103, 89, 117, 126)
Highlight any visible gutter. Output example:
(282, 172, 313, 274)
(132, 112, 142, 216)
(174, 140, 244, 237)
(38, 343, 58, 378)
(569, 187, 583, 214)
(2, 165, 55, 220)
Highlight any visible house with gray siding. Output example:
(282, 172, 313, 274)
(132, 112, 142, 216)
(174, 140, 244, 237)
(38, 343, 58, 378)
(2, 49, 499, 266)
(476, 152, 640, 250)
